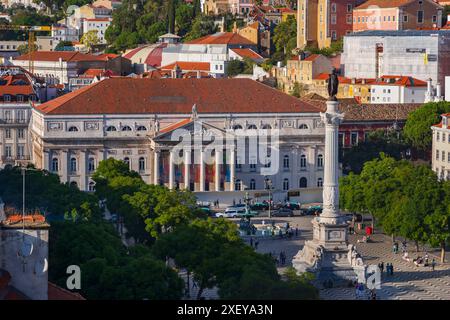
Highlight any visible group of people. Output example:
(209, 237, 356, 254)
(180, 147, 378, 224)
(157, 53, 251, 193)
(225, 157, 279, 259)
(354, 282, 377, 300)
(395, 241, 438, 271)
(269, 251, 287, 266)
(378, 261, 394, 276)
(213, 199, 220, 208)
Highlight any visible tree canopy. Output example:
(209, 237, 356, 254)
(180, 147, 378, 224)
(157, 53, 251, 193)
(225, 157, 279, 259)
(340, 154, 450, 262)
(403, 101, 450, 151)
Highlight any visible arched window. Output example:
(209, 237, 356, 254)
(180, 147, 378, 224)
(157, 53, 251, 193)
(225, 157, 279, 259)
(70, 157, 77, 173)
(317, 178, 323, 187)
(69, 181, 78, 188)
(300, 154, 307, 168)
(235, 179, 242, 191)
(51, 158, 59, 172)
(283, 155, 290, 169)
(261, 124, 272, 129)
(88, 181, 95, 192)
(233, 124, 243, 130)
(139, 157, 145, 172)
(88, 158, 95, 173)
(123, 157, 130, 169)
(299, 123, 309, 129)
(299, 177, 307, 188)
(317, 154, 324, 168)
(249, 179, 256, 190)
(283, 178, 289, 191)
(106, 126, 117, 131)
(122, 125, 132, 131)
(68, 126, 78, 132)
(247, 124, 257, 130)
(137, 125, 147, 131)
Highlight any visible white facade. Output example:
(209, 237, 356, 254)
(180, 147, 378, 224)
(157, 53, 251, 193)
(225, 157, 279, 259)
(82, 18, 111, 44)
(162, 44, 229, 67)
(370, 85, 427, 104)
(12, 58, 78, 85)
(342, 30, 450, 86)
(431, 114, 450, 181)
(51, 26, 79, 48)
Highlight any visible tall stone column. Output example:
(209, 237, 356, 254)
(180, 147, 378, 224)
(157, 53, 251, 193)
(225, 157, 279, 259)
(320, 100, 344, 225)
(199, 149, 205, 192)
(229, 148, 236, 191)
(184, 150, 191, 190)
(79, 150, 87, 191)
(215, 149, 222, 192)
(43, 149, 50, 171)
(61, 149, 68, 183)
(153, 150, 160, 185)
(169, 150, 175, 190)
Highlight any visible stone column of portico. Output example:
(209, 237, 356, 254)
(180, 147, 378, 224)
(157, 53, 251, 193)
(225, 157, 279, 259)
(153, 150, 160, 185)
(79, 150, 87, 191)
(229, 148, 236, 191)
(169, 150, 175, 190)
(215, 149, 222, 192)
(43, 149, 50, 171)
(319, 100, 344, 225)
(61, 149, 68, 183)
(184, 150, 191, 190)
(199, 149, 205, 192)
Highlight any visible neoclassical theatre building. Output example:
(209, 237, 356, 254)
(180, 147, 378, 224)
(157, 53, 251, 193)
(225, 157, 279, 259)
(30, 78, 327, 204)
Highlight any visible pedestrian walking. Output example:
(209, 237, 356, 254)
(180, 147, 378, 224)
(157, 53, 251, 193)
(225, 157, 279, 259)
(254, 240, 259, 250)
(279, 252, 284, 266)
(390, 263, 394, 276)
(250, 237, 253, 248)
(431, 258, 436, 271)
(192, 281, 197, 289)
(379, 261, 384, 273)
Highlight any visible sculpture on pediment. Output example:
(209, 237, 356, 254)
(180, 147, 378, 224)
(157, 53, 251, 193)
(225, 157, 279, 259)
(154, 119, 160, 132)
(191, 104, 198, 120)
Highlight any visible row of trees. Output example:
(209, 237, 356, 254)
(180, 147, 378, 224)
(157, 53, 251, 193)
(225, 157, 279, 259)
(340, 154, 450, 262)
(0, 158, 319, 300)
(85, 158, 318, 299)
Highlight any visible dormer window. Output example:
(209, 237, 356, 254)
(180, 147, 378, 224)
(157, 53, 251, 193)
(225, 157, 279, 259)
(16, 95, 24, 102)
(3, 95, 11, 102)
(68, 126, 79, 132)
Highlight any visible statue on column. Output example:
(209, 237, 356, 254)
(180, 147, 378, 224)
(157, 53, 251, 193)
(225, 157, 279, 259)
(327, 68, 339, 101)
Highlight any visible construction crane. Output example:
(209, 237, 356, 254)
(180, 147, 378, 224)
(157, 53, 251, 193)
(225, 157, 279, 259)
(0, 25, 52, 74)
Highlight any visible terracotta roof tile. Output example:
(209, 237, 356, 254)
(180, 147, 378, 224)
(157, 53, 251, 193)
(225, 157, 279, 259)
(0, 74, 34, 96)
(48, 282, 85, 300)
(159, 118, 192, 133)
(14, 51, 107, 62)
(185, 32, 255, 45)
(230, 48, 264, 62)
(160, 62, 211, 71)
(34, 78, 321, 115)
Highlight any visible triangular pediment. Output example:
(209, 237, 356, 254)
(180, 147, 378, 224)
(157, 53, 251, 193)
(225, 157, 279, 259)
(154, 119, 231, 143)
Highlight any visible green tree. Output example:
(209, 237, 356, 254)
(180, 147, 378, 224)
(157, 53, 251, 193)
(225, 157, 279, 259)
(272, 15, 297, 62)
(290, 82, 305, 98)
(54, 40, 74, 51)
(403, 101, 450, 152)
(167, 0, 175, 34)
(175, 3, 194, 36)
(184, 15, 216, 41)
(80, 30, 100, 52)
(16, 43, 38, 55)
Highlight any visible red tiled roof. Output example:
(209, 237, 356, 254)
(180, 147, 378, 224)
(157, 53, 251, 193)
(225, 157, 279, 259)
(84, 18, 111, 22)
(142, 70, 162, 79)
(160, 62, 211, 71)
(432, 113, 450, 129)
(0, 74, 34, 96)
(79, 69, 116, 78)
(303, 54, 321, 62)
(96, 53, 119, 60)
(186, 32, 255, 45)
(230, 48, 264, 62)
(34, 78, 321, 115)
(372, 75, 427, 87)
(159, 118, 192, 134)
(355, 0, 415, 9)
(314, 73, 376, 84)
(14, 51, 106, 62)
(48, 282, 85, 300)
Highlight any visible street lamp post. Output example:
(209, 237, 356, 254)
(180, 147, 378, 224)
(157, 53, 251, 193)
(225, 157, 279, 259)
(264, 177, 273, 219)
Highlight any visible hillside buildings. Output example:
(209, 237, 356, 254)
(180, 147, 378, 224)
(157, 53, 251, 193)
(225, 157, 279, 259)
(352, 0, 443, 32)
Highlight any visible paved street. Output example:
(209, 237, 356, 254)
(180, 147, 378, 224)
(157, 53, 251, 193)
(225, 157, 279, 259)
(250, 215, 450, 300)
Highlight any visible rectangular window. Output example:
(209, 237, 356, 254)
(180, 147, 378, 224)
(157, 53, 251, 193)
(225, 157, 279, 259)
(417, 11, 424, 23)
(436, 149, 439, 160)
(437, 132, 440, 141)
(347, 15, 352, 24)
(18, 129, 24, 139)
(351, 132, 358, 146)
(404, 15, 408, 22)
(443, 151, 446, 162)
(5, 129, 11, 139)
(17, 145, 24, 158)
(448, 152, 450, 163)
(331, 3, 337, 13)
(347, 4, 352, 13)
(331, 30, 337, 40)
(5, 145, 12, 157)
(331, 14, 337, 25)
(432, 15, 437, 23)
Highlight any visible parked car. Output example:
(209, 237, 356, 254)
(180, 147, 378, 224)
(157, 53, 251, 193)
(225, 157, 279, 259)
(284, 202, 300, 210)
(250, 202, 269, 211)
(199, 207, 215, 217)
(304, 205, 323, 215)
(216, 208, 246, 218)
(272, 208, 294, 217)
